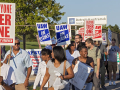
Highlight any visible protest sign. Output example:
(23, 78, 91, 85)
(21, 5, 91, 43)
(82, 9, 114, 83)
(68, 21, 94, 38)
(76, 27, 85, 42)
(26, 49, 41, 75)
(108, 28, 112, 43)
(36, 22, 52, 45)
(55, 24, 70, 46)
(0, 3, 15, 45)
(102, 33, 107, 45)
(84, 20, 95, 40)
(69, 61, 93, 90)
(68, 15, 107, 25)
(92, 25, 102, 40)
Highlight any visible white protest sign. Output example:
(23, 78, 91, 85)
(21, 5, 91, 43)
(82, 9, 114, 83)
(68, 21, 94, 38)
(69, 61, 93, 90)
(102, 33, 107, 45)
(26, 49, 41, 75)
(36, 22, 52, 44)
(68, 15, 107, 25)
(0, 3, 15, 45)
(84, 20, 95, 40)
(55, 24, 70, 46)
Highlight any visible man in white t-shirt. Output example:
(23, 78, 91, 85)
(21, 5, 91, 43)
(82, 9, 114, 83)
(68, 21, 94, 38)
(0, 63, 16, 90)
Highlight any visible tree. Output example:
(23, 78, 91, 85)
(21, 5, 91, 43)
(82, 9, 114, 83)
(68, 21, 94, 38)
(102, 24, 120, 33)
(0, 0, 65, 49)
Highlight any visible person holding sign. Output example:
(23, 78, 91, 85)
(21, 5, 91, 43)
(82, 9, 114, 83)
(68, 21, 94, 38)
(0, 63, 16, 90)
(40, 46, 74, 90)
(66, 41, 80, 65)
(85, 38, 101, 90)
(33, 48, 51, 90)
(3, 37, 33, 90)
(107, 38, 120, 86)
(72, 46, 94, 90)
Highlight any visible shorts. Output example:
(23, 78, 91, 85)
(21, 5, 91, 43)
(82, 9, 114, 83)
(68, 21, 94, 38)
(108, 61, 117, 73)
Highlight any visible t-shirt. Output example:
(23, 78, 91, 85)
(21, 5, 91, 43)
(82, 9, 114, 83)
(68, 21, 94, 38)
(47, 60, 71, 87)
(0, 63, 16, 90)
(88, 46, 101, 72)
(66, 50, 80, 65)
(72, 57, 94, 67)
(108, 45, 120, 62)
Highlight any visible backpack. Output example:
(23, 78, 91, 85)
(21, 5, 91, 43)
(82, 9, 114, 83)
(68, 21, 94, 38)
(96, 46, 103, 68)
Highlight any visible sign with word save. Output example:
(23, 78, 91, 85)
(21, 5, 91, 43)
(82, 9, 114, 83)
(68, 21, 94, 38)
(55, 24, 70, 46)
(36, 22, 52, 44)
(26, 49, 41, 75)
(0, 3, 15, 45)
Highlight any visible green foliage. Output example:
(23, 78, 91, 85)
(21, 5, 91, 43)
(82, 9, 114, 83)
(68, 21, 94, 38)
(102, 24, 120, 33)
(0, 0, 65, 41)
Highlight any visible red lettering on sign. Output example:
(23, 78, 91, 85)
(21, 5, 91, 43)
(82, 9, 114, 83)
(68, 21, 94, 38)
(0, 26, 4, 37)
(0, 14, 11, 25)
(0, 26, 10, 37)
(5, 27, 10, 37)
(5, 14, 11, 25)
(0, 14, 4, 25)
(0, 4, 12, 13)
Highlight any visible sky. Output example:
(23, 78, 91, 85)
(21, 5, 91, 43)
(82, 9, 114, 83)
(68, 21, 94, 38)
(57, 0, 120, 27)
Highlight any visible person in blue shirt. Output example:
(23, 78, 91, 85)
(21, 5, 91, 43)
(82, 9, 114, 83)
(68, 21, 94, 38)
(3, 37, 33, 90)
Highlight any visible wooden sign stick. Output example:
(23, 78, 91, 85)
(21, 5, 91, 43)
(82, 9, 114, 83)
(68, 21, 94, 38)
(8, 46, 12, 65)
(0, 45, 1, 76)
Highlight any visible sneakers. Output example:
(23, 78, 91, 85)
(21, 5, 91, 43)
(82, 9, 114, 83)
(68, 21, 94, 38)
(109, 81, 116, 86)
(113, 81, 116, 85)
(109, 81, 112, 86)
(101, 86, 107, 90)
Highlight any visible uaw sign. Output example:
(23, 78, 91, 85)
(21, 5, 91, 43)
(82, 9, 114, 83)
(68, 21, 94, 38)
(0, 3, 15, 45)
(36, 22, 52, 44)
(68, 15, 107, 26)
(55, 24, 70, 45)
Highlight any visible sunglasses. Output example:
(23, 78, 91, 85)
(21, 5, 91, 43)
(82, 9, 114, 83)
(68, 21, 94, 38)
(15, 42, 20, 45)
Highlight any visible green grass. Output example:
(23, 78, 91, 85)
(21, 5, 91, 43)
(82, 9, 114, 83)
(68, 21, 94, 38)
(28, 85, 40, 90)
(5, 42, 45, 52)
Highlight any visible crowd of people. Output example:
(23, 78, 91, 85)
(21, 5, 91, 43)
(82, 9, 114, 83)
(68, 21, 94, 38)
(0, 35, 120, 90)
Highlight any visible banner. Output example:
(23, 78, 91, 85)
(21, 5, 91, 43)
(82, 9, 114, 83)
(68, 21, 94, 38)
(26, 49, 41, 75)
(68, 15, 107, 25)
(108, 28, 112, 43)
(0, 3, 15, 45)
(84, 20, 95, 40)
(76, 27, 85, 42)
(55, 24, 70, 46)
(102, 33, 107, 45)
(36, 22, 52, 44)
